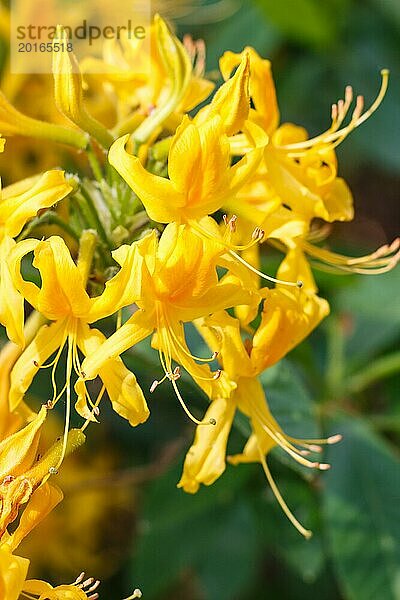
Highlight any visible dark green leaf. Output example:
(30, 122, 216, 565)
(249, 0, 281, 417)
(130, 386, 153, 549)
(323, 417, 400, 600)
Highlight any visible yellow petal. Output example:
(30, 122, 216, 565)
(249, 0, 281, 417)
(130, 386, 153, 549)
(76, 323, 149, 426)
(109, 134, 184, 223)
(0, 237, 26, 347)
(198, 311, 254, 379)
(7, 482, 63, 552)
(0, 406, 46, 481)
(78, 309, 153, 383)
(251, 249, 330, 372)
(1, 170, 73, 238)
(197, 52, 250, 135)
(178, 397, 236, 493)
(229, 378, 277, 464)
(220, 47, 280, 135)
(87, 237, 148, 322)
(32, 237, 92, 320)
(9, 320, 67, 412)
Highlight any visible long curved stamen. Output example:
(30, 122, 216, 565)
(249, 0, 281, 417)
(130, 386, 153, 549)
(80, 384, 105, 433)
(257, 442, 312, 539)
(301, 238, 400, 274)
(49, 338, 68, 403)
(153, 307, 216, 427)
(286, 433, 343, 447)
(171, 377, 216, 426)
(165, 316, 219, 364)
(123, 590, 143, 600)
(251, 401, 330, 470)
(52, 332, 74, 473)
(230, 249, 303, 287)
(189, 218, 302, 287)
(277, 69, 389, 156)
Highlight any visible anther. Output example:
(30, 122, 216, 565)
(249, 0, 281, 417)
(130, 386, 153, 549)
(353, 95, 364, 120)
(296, 280, 303, 288)
(307, 444, 323, 453)
(80, 577, 95, 588)
(150, 380, 159, 393)
(209, 418, 217, 426)
(317, 463, 331, 471)
(124, 590, 143, 600)
(80, 371, 86, 379)
(49, 466, 58, 475)
(2, 475, 15, 485)
(93, 406, 100, 416)
(213, 369, 222, 380)
(327, 434, 343, 444)
(45, 400, 54, 409)
(229, 215, 237, 232)
(33, 360, 39, 367)
(87, 581, 101, 593)
(211, 351, 219, 359)
(252, 227, 264, 241)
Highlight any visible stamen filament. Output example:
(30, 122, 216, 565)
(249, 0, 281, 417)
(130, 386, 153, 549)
(80, 384, 106, 432)
(230, 249, 302, 287)
(278, 69, 389, 155)
(257, 443, 312, 539)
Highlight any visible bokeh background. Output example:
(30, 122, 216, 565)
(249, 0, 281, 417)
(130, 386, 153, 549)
(1, 0, 399, 598)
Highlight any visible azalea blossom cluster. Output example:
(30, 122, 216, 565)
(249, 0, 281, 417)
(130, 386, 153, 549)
(0, 13, 398, 597)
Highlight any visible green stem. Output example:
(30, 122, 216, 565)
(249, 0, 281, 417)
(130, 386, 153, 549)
(87, 145, 104, 183)
(18, 211, 79, 241)
(346, 351, 400, 394)
(77, 188, 112, 250)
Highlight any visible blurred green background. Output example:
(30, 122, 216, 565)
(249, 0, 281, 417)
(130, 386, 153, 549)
(1, 0, 399, 598)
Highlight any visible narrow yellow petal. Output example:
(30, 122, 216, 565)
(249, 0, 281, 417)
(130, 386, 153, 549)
(76, 323, 149, 426)
(32, 237, 91, 320)
(197, 52, 250, 135)
(9, 320, 67, 412)
(178, 397, 236, 493)
(0, 237, 26, 347)
(7, 482, 63, 552)
(109, 134, 184, 223)
(0, 406, 46, 481)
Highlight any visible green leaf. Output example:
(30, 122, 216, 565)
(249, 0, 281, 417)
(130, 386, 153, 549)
(334, 269, 400, 368)
(322, 416, 400, 600)
(132, 460, 257, 599)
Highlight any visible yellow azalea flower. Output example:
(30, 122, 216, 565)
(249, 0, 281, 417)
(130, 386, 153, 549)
(77, 223, 256, 424)
(181, 251, 333, 535)
(8, 233, 149, 431)
(109, 114, 265, 224)
(80, 16, 214, 139)
(0, 170, 73, 346)
(221, 48, 389, 226)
